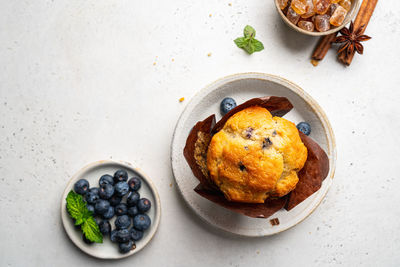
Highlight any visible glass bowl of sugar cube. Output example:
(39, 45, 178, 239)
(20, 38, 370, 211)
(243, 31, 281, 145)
(275, 0, 360, 36)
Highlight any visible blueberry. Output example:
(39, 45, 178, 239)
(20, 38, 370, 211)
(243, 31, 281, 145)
(95, 199, 110, 215)
(128, 177, 141, 191)
(109, 195, 122, 206)
(127, 206, 139, 217)
(114, 170, 128, 183)
(99, 174, 114, 186)
(110, 229, 118, 243)
(115, 203, 128, 216)
(137, 198, 151, 213)
(114, 182, 129, 197)
(85, 191, 99, 204)
(116, 229, 131, 243)
(220, 97, 237, 116)
(74, 179, 89, 195)
(130, 228, 143, 241)
(99, 184, 114, 199)
(82, 234, 93, 244)
(94, 217, 101, 225)
(119, 240, 135, 254)
(89, 187, 100, 195)
(133, 214, 151, 231)
(115, 215, 131, 230)
(87, 204, 95, 215)
(98, 220, 111, 235)
(296, 122, 311, 136)
(127, 191, 140, 206)
(102, 206, 115, 220)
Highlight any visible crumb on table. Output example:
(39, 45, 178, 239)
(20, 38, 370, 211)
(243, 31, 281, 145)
(207, 53, 212, 57)
(179, 97, 185, 102)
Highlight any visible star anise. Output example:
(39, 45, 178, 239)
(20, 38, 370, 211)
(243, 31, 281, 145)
(334, 21, 371, 56)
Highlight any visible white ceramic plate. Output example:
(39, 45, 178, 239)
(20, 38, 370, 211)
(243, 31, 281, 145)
(171, 73, 336, 237)
(61, 160, 161, 259)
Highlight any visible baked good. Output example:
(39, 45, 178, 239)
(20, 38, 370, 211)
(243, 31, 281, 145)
(183, 96, 329, 218)
(207, 106, 307, 203)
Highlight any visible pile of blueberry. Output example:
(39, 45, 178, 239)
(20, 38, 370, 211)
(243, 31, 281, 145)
(73, 169, 152, 254)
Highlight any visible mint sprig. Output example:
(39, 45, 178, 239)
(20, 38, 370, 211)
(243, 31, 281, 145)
(234, 25, 264, 54)
(66, 190, 103, 243)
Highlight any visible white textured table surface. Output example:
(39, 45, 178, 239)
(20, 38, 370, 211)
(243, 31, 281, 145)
(1, 1, 399, 266)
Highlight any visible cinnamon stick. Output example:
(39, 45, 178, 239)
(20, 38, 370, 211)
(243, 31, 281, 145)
(311, 32, 338, 66)
(338, 0, 378, 65)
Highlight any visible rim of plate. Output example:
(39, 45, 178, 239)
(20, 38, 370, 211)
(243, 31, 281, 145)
(60, 159, 161, 259)
(170, 72, 336, 237)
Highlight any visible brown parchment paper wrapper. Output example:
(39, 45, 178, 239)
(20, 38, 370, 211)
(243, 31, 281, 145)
(183, 96, 329, 218)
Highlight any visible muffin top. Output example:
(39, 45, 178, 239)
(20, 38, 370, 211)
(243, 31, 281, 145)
(206, 106, 307, 203)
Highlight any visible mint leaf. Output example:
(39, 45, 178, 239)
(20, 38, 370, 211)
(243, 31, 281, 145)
(252, 39, 264, 52)
(75, 217, 84, 226)
(82, 217, 103, 243)
(234, 37, 248, 48)
(244, 41, 255, 54)
(66, 190, 103, 242)
(234, 25, 264, 55)
(244, 25, 255, 38)
(81, 208, 93, 220)
(66, 190, 87, 220)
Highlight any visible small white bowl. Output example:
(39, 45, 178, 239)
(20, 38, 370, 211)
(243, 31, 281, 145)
(275, 0, 360, 36)
(60, 160, 161, 259)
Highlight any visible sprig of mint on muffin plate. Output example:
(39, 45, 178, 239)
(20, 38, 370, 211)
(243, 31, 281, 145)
(66, 190, 103, 243)
(234, 25, 264, 54)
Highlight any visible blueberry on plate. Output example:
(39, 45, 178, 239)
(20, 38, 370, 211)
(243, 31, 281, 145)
(127, 206, 139, 217)
(296, 122, 311, 136)
(86, 204, 95, 215)
(85, 191, 99, 204)
(127, 191, 140, 206)
(94, 217, 101, 225)
(82, 234, 93, 244)
(114, 169, 128, 183)
(119, 240, 135, 254)
(89, 187, 100, 195)
(99, 184, 115, 199)
(115, 203, 128, 216)
(109, 195, 122, 206)
(114, 182, 129, 197)
(110, 229, 118, 243)
(102, 206, 115, 220)
(137, 198, 151, 213)
(133, 214, 151, 231)
(74, 179, 89, 195)
(220, 97, 237, 116)
(99, 174, 114, 186)
(95, 199, 110, 215)
(115, 215, 131, 230)
(128, 177, 141, 191)
(98, 220, 111, 235)
(130, 227, 143, 241)
(116, 229, 131, 243)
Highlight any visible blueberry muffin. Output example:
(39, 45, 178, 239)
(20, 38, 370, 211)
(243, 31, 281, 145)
(207, 106, 307, 203)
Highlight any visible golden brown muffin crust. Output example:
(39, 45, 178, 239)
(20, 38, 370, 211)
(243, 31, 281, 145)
(207, 106, 307, 203)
